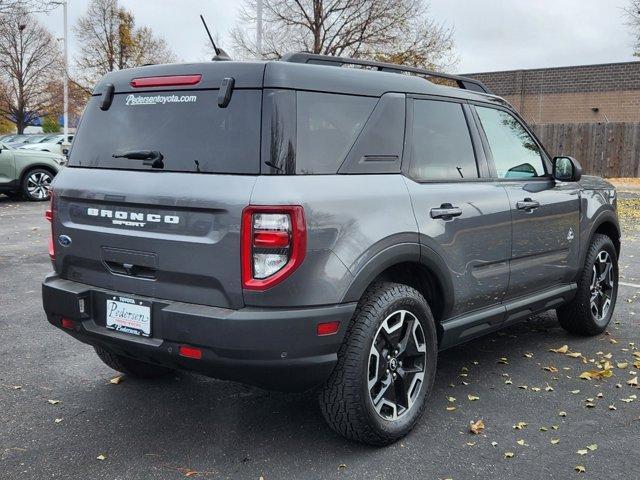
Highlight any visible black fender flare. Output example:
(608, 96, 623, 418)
(578, 208, 621, 274)
(340, 242, 454, 319)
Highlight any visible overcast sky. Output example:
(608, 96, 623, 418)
(37, 0, 637, 74)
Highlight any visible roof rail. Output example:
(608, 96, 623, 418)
(281, 52, 492, 94)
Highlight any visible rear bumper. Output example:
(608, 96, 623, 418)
(42, 274, 356, 391)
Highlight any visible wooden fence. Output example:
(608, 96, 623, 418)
(530, 122, 640, 178)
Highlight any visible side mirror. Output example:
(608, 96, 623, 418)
(552, 156, 582, 182)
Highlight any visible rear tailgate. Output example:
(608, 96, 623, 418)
(53, 62, 265, 309)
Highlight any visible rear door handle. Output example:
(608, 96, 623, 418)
(516, 198, 540, 211)
(430, 203, 463, 220)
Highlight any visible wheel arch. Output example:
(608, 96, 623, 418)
(341, 243, 454, 342)
(19, 163, 58, 186)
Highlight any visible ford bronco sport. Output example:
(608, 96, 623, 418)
(42, 53, 620, 445)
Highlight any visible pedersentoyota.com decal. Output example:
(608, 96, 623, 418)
(125, 93, 198, 106)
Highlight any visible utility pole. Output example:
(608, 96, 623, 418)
(256, 0, 263, 59)
(62, 0, 69, 141)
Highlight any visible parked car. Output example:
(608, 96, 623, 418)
(42, 54, 620, 445)
(0, 142, 65, 200)
(20, 134, 74, 154)
(6, 134, 54, 148)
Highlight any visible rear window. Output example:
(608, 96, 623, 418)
(263, 90, 376, 174)
(69, 90, 261, 174)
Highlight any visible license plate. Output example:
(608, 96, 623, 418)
(106, 296, 151, 337)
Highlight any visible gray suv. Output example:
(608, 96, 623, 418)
(42, 53, 620, 445)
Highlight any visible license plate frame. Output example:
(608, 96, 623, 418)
(105, 295, 152, 337)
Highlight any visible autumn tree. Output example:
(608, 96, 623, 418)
(0, 11, 62, 133)
(230, 0, 457, 71)
(74, 0, 177, 88)
(626, 0, 640, 57)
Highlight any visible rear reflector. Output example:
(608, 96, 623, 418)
(178, 345, 202, 360)
(61, 318, 74, 330)
(316, 321, 340, 336)
(130, 74, 202, 88)
(46, 191, 54, 261)
(253, 231, 290, 248)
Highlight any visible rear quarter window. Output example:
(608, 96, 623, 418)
(263, 90, 376, 174)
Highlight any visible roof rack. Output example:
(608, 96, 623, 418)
(281, 52, 492, 94)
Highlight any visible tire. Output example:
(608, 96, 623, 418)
(21, 168, 54, 201)
(557, 234, 618, 336)
(94, 346, 173, 379)
(319, 282, 438, 445)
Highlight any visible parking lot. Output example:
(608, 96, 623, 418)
(1, 195, 639, 480)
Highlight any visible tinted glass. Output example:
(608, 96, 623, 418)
(410, 100, 478, 180)
(263, 91, 376, 174)
(69, 90, 261, 174)
(476, 106, 545, 179)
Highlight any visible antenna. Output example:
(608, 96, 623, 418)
(200, 14, 219, 55)
(200, 14, 232, 61)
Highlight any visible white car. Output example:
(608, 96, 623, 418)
(19, 134, 74, 154)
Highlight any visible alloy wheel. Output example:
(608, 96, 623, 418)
(368, 310, 427, 421)
(26, 171, 52, 200)
(589, 250, 615, 322)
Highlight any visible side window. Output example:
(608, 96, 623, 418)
(410, 99, 478, 181)
(475, 106, 545, 179)
(296, 92, 375, 174)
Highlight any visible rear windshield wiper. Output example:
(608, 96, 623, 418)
(112, 150, 164, 169)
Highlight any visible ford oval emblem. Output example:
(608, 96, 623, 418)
(58, 235, 72, 247)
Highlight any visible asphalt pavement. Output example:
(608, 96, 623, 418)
(1, 195, 639, 480)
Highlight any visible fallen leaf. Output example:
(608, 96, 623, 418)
(338, 464, 347, 470)
(516, 439, 528, 446)
(518, 385, 528, 390)
(12, 385, 22, 390)
(627, 377, 638, 386)
(540, 426, 548, 432)
(47, 399, 60, 405)
(513, 422, 528, 430)
(446, 406, 457, 412)
(54, 418, 63, 424)
(543, 366, 559, 373)
(469, 419, 485, 435)
(609, 404, 617, 410)
(97, 454, 106, 461)
(466, 441, 476, 447)
(109, 375, 124, 385)
(447, 396, 456, 402)
(498, 357, 509, 364)
(577, 449, 588, 456)
(559, 411, 567, 417)
(524, 353, 533, 358)
(545, 385, 554, 392)
(571, 390, 581, 394)
(467, 394, 480, 401)
(575, 466, 586, 473)
(531, 387, 541, 392)
(491, 441, 498, 447)
(504, 452, 514, 459)
(505, 379, 513, 385)
(551, 438, 560, 444)
(550, 345, 569, 354)
(587, 444, 598, 451)
(579, 369, 613, 380)
(566, 352, 583, 358)
(617, 362, 629, 369)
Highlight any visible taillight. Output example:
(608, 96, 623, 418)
(241, 206, 306, 290)
(45, 191, 55, 261)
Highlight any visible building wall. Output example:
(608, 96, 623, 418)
(465, 62, 640, 124)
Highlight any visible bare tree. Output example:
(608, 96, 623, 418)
(0, 12, 62, 133)
(74, 0, 177, 88)
(230, 0, 457, 71)
(626, 0, 640, 57)
(0, 0, 57, 15)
